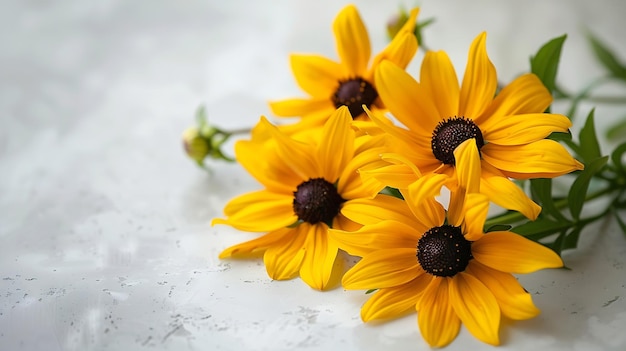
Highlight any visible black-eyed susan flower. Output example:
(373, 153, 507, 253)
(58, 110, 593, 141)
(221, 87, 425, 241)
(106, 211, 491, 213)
(365, 32, 583, 220)
(333, 140, 564, 347)
(269, 5, 419, 129)
(212, 106, 387, 290)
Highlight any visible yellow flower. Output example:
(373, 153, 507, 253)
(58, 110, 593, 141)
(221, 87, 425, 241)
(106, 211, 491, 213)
(212, 106, 387, 290)
(333, 140, 564, 347)
(366, 32, 583, 220)
(269, 5, 419, 130)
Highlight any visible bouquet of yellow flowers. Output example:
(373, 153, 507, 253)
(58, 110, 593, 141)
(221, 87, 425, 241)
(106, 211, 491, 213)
(183, 5, 626, 348)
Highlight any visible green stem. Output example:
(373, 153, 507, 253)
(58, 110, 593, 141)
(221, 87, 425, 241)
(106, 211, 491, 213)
(484, 185, 613, 228)
(555, 95, 626, 104)
(226, 127, 252, 135)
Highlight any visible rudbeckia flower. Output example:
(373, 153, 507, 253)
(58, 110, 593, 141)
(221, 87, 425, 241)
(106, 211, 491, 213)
(269, 5, 419, 130)
(213, 106, 387, 290)
(366, 32, 583, 220)
(333, 140, 564, 347)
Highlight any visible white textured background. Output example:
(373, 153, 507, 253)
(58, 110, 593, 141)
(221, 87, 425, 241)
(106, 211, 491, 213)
(1, 1, 625, 350)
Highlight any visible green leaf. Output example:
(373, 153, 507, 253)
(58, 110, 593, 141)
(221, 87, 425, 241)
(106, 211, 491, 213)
(587, 32, 626, 81)
(613, 209, 626, 238)
(512, 217, 569, 237)
(365, 289, 378, 294)
(578, 109, 602, 163)
(607, 117, 626, 141)
(379, 186, 404, 200)
(611, 141, 626, 175)
(561, 226, 583, 251)
(195, 105, 208, 126)
(530, 178, 568, 222)
(530, 34, 567, 95)
(568, 156, 609, 220)
(548, 131, 572, 142)
(485, 224, 512, 232)
(414, 17, 435, 49)
(549, 230, 568, 255)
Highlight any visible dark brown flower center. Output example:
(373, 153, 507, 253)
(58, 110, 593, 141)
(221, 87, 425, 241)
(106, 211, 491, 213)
(431, 116, 485, 165)
(293, 178, 345, 225)
(332, 77, 378, 118)
(417, 225, 472, 277)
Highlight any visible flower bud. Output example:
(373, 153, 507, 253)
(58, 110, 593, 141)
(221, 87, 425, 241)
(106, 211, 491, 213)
(386, 9, 409, 40)
(183, 127, 211, 166)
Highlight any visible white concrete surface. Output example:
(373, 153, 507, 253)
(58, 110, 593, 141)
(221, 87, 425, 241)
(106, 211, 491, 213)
(1, 1, 625, 350)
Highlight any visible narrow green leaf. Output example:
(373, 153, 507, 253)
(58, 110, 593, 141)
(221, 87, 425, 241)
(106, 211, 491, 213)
(549, 230, 568, 255)
(587, 32, 626, 81)
(561, 226, 583, 251)
(611, 141, 626, 175)
(578, 109, 602, 163)
(414, 18, 435, 49)
(548, 131, 572, 142)
(379, 186, 404, 200)
(530, 34, 567, 95)
(195, 105, 208, 125)
(613, 209, 626, 238)
(512, 217, 569, 237)
(365, 289, 378, 294)
(568, 156, 609, 220)
(530, 178, 568, 222)
(485, 224, 512, 232)
(606, 117, 626, 141)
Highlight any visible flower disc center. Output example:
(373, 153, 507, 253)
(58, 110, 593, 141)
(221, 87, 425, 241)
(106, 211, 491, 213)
(293, 178, 345, 225)
(431, 117, 485, 165)
(417, 225, 472, 277)
(332, 77, 378, 118)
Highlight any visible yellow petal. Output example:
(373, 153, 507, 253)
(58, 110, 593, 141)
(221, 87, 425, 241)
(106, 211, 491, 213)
(333, 4, 371, 76)
(480, 162, 541, 220)
(274, 114, 330, 136)
(342, 248, 422, 290)
(317, 106, 355, 182)
(361, 274, 430, 322)
(417, 278, 461, 348)
(299, 223, 339, 290)
(421, 50, 460, 119)
(263, 117, 322, 179)
(269, 97, 334, 118)
(359, 163, 419, 190)
(476, 73, 552, 127)
(264, 226, 309, 280)
(329, 220, 420, 257)
(467, 261, 540, 320)
(332, 212, 362, 232)
(338, 141, 388, 199)
(482, 140, 584, 179)
(212, 190, 297, 232)
(219, 227, 289, 259)
(448, 273, 501, 346)
(365, 107, 428, 148)
(234, 139, 299, 193)
(340, 194, 416, 226)
(472, 231, 563, 273)
(454, 138, 481, 193)
(290, 54, 342, 97)
(459, 32, 497, 120)
(366, 31, 417, 83)
(406, 173, 447, 204)
(375, 61, 440, 137)
(406, 173, 448, 220)
(380, 152, 423, 177)
(483, 113, 572, 146)
(462, 193, 490, 241)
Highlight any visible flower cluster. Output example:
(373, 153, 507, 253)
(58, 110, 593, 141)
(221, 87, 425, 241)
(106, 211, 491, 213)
(190, 4, 626, 349)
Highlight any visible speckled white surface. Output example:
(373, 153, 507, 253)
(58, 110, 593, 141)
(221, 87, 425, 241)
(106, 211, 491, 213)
(1, 1, 625, 350)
